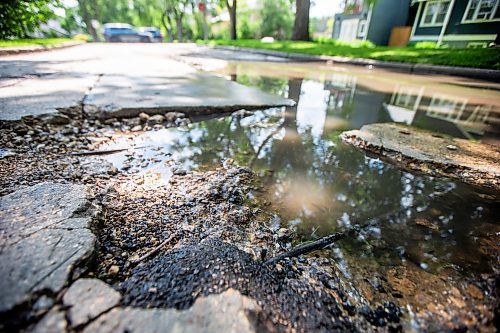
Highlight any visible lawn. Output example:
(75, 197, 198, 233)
(0, 38, 73, 48)
(200, 39, 500, 70)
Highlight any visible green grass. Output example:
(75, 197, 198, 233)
(0, 38, 72, 48)
(199, 39, 500, 70)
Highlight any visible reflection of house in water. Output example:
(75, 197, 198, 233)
(324, 74, 357, 110)
(383, 84, 494, 140)
(426, 94, 491, 137)
(323, 74, 386, 129)
(384, 84, 424, 124)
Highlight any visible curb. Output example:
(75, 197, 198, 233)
(0, 41, 86, 56)
(208, 45, 500, 81)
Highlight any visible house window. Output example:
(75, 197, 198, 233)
(463, 0, 499, 22)
(420, 1, 451, 27)
(358, 20, 367, 37)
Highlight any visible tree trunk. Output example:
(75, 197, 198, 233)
(161, 11, 174, 42)
(292, 0, 310, 41)
(175, 16, 183, 42)
(78, 0, 100, 41)
(226, 0, 237, 40)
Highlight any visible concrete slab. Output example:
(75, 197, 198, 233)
(0, 73, 98, 121)
(83, 72, 295, 119)
(84, 289, 260, 333)
(0, 183, 95, 313)
(341, 123, 500, 190)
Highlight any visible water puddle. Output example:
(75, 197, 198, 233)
(98, 60, 499, 314)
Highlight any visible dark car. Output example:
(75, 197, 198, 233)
(139, 27, 163, 42)
(103, 23, 152, 43)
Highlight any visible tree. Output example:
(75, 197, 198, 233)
(0, 0, 61, 39)
(77, 0, 101, 41)
(60, 6, 83, 35)
(260, 0, 293, 40)
(292, 0, 310, 41)
(225, 0, 236, 40)
(161, 0, 193, 42)
(161, 6, 175, 41)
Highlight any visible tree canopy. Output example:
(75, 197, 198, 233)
(260, 0, 293, 40)
(0, 0, 319, 43)
(0, 0, 61, 39)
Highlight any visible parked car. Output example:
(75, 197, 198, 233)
(139, 27, 163, 42)
(103, 23, 152, 43)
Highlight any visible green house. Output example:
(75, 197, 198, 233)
(410, 0, 500, 47)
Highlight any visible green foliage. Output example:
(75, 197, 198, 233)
(314, 37, 375, 48)
(59, 6, 83, 35)
(192, 12, 205, 40)
(259, 0, 293, 40)
(200, 39, 500, 70)
(0, 0, 61, 39)
(238, 13, 258, 39)
(181, 19, 194, 41)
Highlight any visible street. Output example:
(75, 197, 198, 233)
(0, 43, 293, 121)
(1, 43, 499, 333)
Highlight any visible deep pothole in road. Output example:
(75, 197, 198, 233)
(1, 108, 498, 332)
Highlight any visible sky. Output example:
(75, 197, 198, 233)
(246, 0, 343, 18)
(310, 0, 343, 18)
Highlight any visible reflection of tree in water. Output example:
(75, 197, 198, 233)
(162, 78, 496, 274)
(233, 74, 288, 96)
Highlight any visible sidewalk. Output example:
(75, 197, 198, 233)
(209, 45, 500, 81)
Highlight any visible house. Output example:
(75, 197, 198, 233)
(409, 0, 500, 47)
(383, 83, 493, 139)
(331, 0, 411, 45)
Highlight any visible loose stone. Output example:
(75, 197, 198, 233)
(63, 278, 122, 327)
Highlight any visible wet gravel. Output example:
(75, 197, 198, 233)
(120, 238, 354, 333)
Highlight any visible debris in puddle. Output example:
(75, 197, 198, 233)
(264, 231, 347, 265)
(70, 146, 150, 156)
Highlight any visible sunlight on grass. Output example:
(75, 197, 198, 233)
(0, 38, 72, 47)
(369, 50, 421, 57)
(199, 39, 500, 69)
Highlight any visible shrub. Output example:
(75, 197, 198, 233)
(314, 37, 375, 48)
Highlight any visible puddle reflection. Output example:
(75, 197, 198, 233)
(102, 66, 499, 279)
